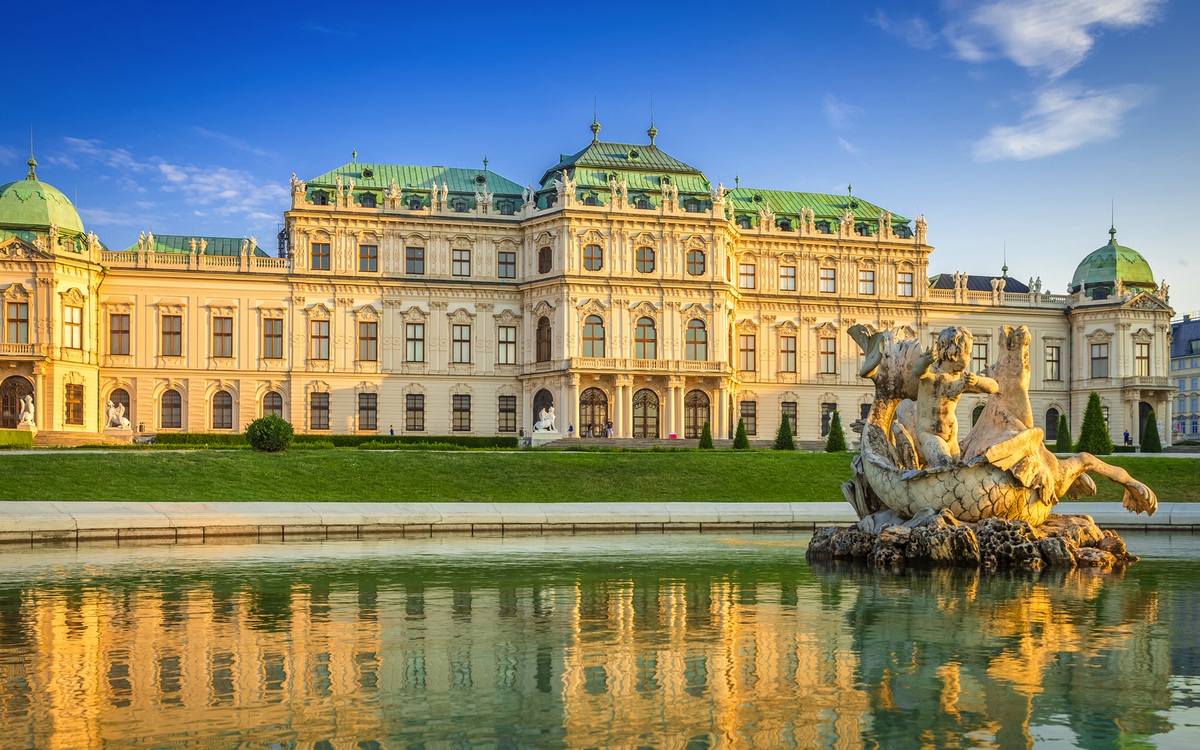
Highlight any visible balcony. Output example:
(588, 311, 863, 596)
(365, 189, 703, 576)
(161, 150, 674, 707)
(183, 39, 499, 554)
(1121, 376, 1172, 389)
(0, 342, 42, 358)
(564, 357, 728, 374)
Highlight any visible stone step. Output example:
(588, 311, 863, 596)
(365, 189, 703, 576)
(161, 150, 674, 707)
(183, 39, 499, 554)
(541, 437, 831, 451)
(31, 431, 125, 448)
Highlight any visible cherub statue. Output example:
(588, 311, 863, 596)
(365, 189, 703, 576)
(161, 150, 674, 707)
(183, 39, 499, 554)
(912, 326, 999, 467)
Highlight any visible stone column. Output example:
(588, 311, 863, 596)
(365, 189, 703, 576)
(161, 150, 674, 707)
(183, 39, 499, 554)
(623, 383, 634, 438)
(714, 385, 724, 439)
(664, 384, 674, 438)
(677, 386, 685, 437)
(569, 375, 579, 437)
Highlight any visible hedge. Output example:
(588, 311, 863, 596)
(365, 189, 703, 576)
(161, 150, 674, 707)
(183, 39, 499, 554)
(0, 430, 34, 449)
(154, 433, 518, 449)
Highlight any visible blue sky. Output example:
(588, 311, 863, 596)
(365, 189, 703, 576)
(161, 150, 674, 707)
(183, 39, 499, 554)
(5, 0, 1197, 313)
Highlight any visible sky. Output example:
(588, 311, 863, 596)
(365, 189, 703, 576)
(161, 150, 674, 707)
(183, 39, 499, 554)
(4, 0, 1198, 314)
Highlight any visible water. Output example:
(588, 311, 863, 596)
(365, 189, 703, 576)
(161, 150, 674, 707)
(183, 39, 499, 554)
(1, 532, 1198, 750)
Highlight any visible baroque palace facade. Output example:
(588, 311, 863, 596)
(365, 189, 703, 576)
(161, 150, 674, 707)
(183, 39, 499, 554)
(0, 123, 1179, 444)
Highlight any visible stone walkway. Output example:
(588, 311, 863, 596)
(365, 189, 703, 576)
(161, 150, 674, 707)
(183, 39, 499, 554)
(0, 501, 1193, 546)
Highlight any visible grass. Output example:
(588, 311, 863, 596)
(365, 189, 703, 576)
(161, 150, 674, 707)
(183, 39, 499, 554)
(0, 451, 1193, 505)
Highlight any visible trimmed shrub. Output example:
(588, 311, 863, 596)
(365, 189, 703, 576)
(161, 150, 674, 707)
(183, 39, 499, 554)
(773, 415, 796, 451)
(290, 440, 335, 450)
(1054, 414, 1072, 453)
(732, 418, 750, 450)
(0, 430, 34, 449)
(156, 433, 519, 449)
(245, 415, 294, 453)
(1075, 392, 1113, 456)
(1140, 411, 1162, 453)
(825, 411, 847, 452)
(155, 432, 247, 446)
(698, 421, 714, 449)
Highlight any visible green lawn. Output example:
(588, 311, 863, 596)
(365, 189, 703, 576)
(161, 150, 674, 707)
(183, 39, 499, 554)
(0, 451, 1192, 505)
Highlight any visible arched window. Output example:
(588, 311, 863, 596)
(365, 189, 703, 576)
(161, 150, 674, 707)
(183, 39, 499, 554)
(538, 247, 552, 274)
(499, 202, 514, 215)
(579, 388, 609, 436)
(264, 391, 284, 418)
(685, 320, 707, 361)
(635, 317, 657, 360)
(684, 390, 710, 438)
(213, 390, 233, 430)
(536, 316, 552, 362)
(584, 194, 598, 206)
(1045, 408, 1060, 440)
(582, 315, 605, 358)
(632, 389, 659, 438)
(687, 250, 705, 276)
(779, 219, 792, 231)
(109, 388, 130, 423)
(408, 198, 423, 210)
(360, 193, 376, 208)
(972, 404, 985, 426)
(161, 389, 182, 429)
(636, 198, 649, 210)
(636, 247, 655, 273)
(584, 244, 603, 271)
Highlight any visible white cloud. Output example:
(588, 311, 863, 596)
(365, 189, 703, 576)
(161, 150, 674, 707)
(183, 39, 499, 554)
(838, 137, 860, 155)
(972, 84, 1148, 161)
(0, 145, 19, 164)
(871, 9, 938, 49)
(193, 127, 275, 158)
(824, 95, 863, 129)
(79, 208, 142, 226)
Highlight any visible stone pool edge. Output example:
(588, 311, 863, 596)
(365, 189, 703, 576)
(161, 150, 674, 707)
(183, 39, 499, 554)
(0, 501, 1193, 546)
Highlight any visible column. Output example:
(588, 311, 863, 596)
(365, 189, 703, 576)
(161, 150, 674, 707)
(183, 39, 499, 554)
(1165, 395, 1173, 447)
(715, 385, 724, 439)
(677, 386, 685, 437)
(664, 384, 675, 438)
(623, 384, 634, 438)
(569, 376, 579, 437)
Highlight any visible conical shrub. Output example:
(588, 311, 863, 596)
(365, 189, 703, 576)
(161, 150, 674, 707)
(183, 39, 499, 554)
(1075, 392, 1113, 455)
(1140, 411, 1162, 453)
(773, 413, 796, 450)
(732, 418, 750, 450)
(698, 420, 714, 449)
(1054, 414, 1072, 453)
(825, 410, 847, 452)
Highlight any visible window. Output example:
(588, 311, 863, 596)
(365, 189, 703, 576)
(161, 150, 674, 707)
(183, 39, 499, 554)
(498, 325, 517, 364)
(406, 247, 425, 274)
(739, 263, 756, 289)
(311, 243, 330, 271)
(780, 266, 796, 291)
(538, 247, 552, 274)
(406, 323, 425, 362)
(499, 201, 514, 215)
(782, 402, 797, 433)
(584, 194, 598, 206)
(1045, 408, 1060, 440)
(358, 321, 378, 361)
(779, 219, 792, 232)
(819, 268, 836, 293)
(1046, 345, 1061, 381)
(310, 320, 330, 360)
(739, 334, 756, 371)
(263, 391, 283, 418)
(1193, 378, 1199, 391)
(821, 402, 837, 436)
(636, 247, 655, 273)
(360, 192, 376, 208)
(406, 394, 425, 431)
(1193, 416, 1199, 435)
(452, 325, 471, 363)
(861, 403, 871, 420)
(858, 270, 875, 295)
(820, 337, 836, 374)
(263, 319, 283, 359)
(162, 315, 182, 357)
(687, 250, 705, 276)
(161, 389, 182, 428)
(898, 272, 914, 297)
(636, 198, 649, 210)
(780, 336, 796, 373)
(536, 317, 552, 362)
(64, 306, 82, 349)
(738, 217, 751, 230)
(635, 317, 656, 359)
(972, 344, 988, 373)
(1091, 343, 1109, 378)
(582, 316, 605, 358)
(212, 391, 233, 430)
(686, 200, 700, 213)
(312, 192, 328, 206)
(359, 244, 378, 272)
(110, 314, 130, 355)
(452, 248, 471, 277)
(65, 384, 84, 425)
(409, 197, 423, 210)
(453, 394, 471, 431)
(1102, 406, 1109, 425)
(685, 320, 707, 361)
(1135, 342, 1150, 377)
(584, 244, 603, 271)
(498, 251, 516, 279)
(498, 395, 516, 432)
(6, 302, 28, 344)
(358, 393, 377, 431)
(213, 317, 233, 358)
(310, 393, 330, 430)
(740, 401, 757, 436)
(453, 200, 467, 213)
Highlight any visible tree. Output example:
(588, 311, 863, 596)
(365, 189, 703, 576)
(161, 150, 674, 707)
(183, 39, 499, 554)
(773, 414, 796, 451)
(1140, 410, 1162, 453)
(698, 420, 714, 449)
(732, 418, 750, 450)
(1054, 414, 1072, 453)
(825, 410, 847, 452)
(1075, 392, 1113, 455)
(245, 414, 294, 452)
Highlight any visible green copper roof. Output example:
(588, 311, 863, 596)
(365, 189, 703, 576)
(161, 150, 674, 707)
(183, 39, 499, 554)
(0, 173, 86, 235)
(305, 163, 523, 196)
(120, 234, 270, 257)
(727, 189, 909, 225)
(1070, 229, 1155, 294)
(540, 141, 703, 186)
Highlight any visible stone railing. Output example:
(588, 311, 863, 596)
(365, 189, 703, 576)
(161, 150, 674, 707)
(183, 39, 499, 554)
(1121, 376, 1171, 389)
(567, 357, 726, 374)
(97, 251, 292, 274)
(0, 342, 40, 357)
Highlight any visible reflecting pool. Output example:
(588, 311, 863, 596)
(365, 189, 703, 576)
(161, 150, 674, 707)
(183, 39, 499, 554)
(1, 532, 1199, 749)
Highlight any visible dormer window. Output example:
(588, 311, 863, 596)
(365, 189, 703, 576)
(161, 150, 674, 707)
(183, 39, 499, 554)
(855, 222, 870, 236)
(474, 175, 486, 185)
(453, 200, 467, 213)
(637, 198, 649, 210)
(738, 217, 751, 230)
(779, 219, 792, 231)
(499, 201, 514, 215)
(362, 168, 374, 178)
(628, 150, 639, 160)
(584, 195, 598, 206)
(409, 198, 423, 210)
(360, 193, 376, 208)
(816, 220, 831, 234)
(686, 200, 700, 213)
(312, 191, 329, 206)
(753, 195, 762, 203)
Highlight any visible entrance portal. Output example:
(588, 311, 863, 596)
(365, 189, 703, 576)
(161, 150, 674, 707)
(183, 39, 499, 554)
(632, 389, 659, 438)
(684, 390, 709, 438)
(532, 389, 554, 429)
(0, 376, 33, 429)
(579, 388, 608, 437)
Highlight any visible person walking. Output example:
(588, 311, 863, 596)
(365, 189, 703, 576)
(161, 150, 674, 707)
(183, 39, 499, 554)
(606, 420, 614, 438)
(389, 425, 395, 436)
(1124, 430, 1131, 446)
(568, 423, 575, 438)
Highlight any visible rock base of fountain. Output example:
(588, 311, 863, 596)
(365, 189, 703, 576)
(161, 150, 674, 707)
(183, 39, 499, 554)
(806, 510, 1137, 570)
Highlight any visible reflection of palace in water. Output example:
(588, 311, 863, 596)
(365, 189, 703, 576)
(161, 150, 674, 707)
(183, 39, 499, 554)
(0, 547, 1189, 749)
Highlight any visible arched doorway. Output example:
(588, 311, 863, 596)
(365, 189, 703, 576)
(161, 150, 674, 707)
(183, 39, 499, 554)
(579, 388, 608, 437)
(684, 390, 710, 438)
(1139, 401, 1153, 445)
(632, 389, 659, 438)
(532, 388, 554, 428)
(1, 376, 34, 429)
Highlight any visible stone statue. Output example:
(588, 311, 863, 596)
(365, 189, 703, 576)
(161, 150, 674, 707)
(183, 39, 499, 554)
(609, 175, 619, 196)
(137, 231, 146, 251)
(619, 178, 628, 199)
(290, 173, 306, 196)
(335, 175, 343, 196)
(1035, 276, 1042, 294)
(105, 400, 131, 430)
(189, 237, 197, 253)
(49, 222, 58, 239)
(1114, 278, 1125, 297)
(86, 232, 100, 253)
(1159, 280, 1169, 301)
(670, 183, 678, 201)
(660, 180, 670, 201)
(911, 327, 999, 467)
(387, 178, 401, 204)
(347, 177, 355, 196)
(441, 182, 449, 202)
(241, 238, 249, 255)
(523, 184, 534, 204)
(146, 232, 154, 251)
(18, 395, 34, 426)
(1028, 277, 1035, 292)
(533, 406, 557, 433)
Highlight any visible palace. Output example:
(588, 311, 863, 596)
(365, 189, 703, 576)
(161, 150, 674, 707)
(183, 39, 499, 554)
(0, 123, 1178, 445)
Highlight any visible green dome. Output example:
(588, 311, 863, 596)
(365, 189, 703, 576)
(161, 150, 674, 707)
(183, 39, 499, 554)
(1070, 229, 1155, 296)
(0, 160, 86, 235)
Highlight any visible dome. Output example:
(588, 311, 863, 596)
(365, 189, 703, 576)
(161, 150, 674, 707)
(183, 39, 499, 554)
(1070, 228, 1155, 296)
(0, 159, 86, 235)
